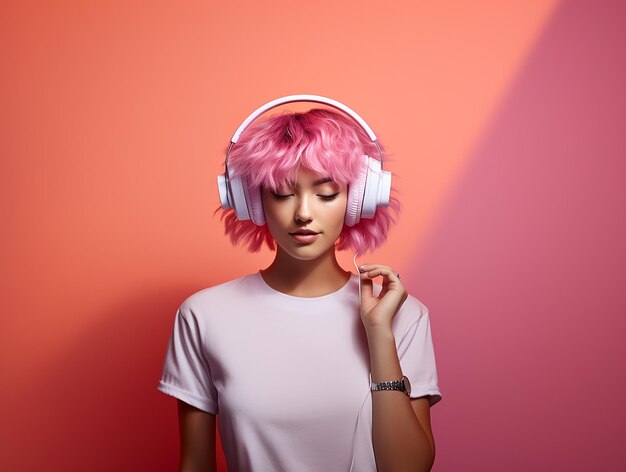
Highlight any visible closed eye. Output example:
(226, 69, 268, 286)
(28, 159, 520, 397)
(270, 192, 291, 200)
(319, 193, 340, 201)
(270, 192, 340, 201)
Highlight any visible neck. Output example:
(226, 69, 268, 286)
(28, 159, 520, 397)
(260, 246, 351, 297)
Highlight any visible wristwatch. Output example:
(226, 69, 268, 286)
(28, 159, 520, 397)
(370, 375, 411, 397)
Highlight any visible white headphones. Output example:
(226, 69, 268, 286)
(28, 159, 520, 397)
(216, 94, 392, 227)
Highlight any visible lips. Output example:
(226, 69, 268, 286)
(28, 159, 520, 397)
(289, 230, 319, 235)
(289, 231, 320, 244)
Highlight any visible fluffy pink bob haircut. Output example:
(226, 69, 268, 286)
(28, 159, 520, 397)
(214, 108, 401, 254)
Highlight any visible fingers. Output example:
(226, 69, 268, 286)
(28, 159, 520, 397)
(360, 273, 374, 300)
(357, 263, 408, 319)
(358, 264, 401, 282)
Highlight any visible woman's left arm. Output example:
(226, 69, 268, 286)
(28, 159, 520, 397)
(359, 264, 436, 472)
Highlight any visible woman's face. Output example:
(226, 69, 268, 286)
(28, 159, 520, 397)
(261, 167, 348, 261)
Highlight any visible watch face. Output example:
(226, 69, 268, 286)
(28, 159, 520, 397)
(403, 375, 411, 396)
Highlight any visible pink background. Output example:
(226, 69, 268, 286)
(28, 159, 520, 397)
(2, 0, 624, 470)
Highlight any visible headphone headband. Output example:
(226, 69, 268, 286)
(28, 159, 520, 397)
(226, 94, 384, 166)
(230, 94, 378, 143)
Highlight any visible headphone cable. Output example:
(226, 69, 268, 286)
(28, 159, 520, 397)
(349, 251, 373, 471)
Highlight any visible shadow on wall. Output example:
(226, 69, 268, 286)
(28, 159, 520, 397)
(408, 0, 626, 471)
(8, 287, 228, 471)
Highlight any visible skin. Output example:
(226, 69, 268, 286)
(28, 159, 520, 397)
(259, 167, 352, 296)
(177, 166, 436, 471)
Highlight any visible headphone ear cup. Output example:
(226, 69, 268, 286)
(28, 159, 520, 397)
(361, 157, 392, 218)
(218, 164, 254, 222)
(345, 155, 369, 227)
(225, 166, 265, 226)
(217, 173, 232, 210)
(229, 173, 251, 221)
(246, 179, 265, 226)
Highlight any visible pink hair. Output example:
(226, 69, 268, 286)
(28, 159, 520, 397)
(214, 108, 401, 254)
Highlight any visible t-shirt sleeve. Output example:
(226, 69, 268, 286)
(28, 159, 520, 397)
(157, 307, 219, 414)
(397, 309, 443, 407)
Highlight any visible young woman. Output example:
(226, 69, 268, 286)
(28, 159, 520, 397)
(158, 95, 442, 472)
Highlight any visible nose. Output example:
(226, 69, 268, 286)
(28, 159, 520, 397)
(295, 194, 313, 224)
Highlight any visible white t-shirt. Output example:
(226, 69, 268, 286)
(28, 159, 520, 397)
(157, 271, 442, 472)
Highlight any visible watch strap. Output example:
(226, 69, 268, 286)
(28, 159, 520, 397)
(370, 375, 409, 396)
